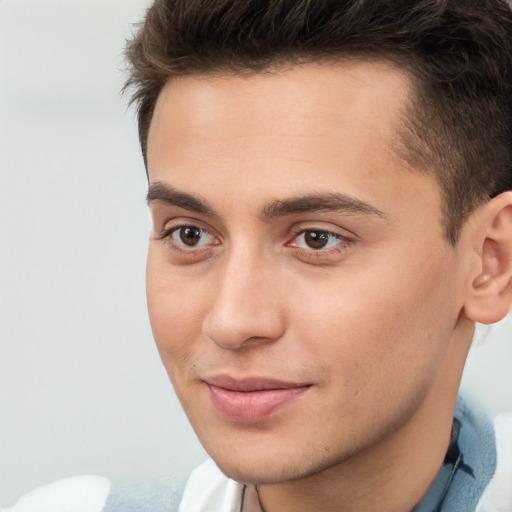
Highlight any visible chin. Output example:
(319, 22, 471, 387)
(214, 459, 305, 485)
(204, 441, 351, 486)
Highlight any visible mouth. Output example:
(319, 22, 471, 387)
(203, 375, 312, 423)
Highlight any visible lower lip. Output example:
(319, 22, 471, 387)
(207, 384, 309, 423)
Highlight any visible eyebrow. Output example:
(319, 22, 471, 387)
(147, 182, 385, 220)
(146, 182, 214, 215)
(261, 193, 386, 219)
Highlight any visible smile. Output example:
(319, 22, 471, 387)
(204, 375, 311, 423)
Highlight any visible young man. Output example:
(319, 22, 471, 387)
(5, 0, 511, 511)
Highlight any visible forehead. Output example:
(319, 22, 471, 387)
(148, 61, 412, 166)
(146, 61, 438, 225)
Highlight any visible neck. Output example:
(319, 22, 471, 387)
(256, 323, 473, 512)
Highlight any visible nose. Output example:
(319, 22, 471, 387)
(203, 250, 286, 350)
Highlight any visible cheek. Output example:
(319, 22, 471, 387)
(146, 250, 208, 374)
(289, 250, 461, 391)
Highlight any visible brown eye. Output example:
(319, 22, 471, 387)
(178, 226, 204, 246)
(292, 229, 344, 251)
(304, 230, 330, 249)
(159, 224, 216, 250)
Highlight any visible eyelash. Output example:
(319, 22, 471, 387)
(288, 227, 351, 258)
(157, 225, 216, 249)
(156, 224, 352, 259)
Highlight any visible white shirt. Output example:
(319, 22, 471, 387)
(3, 413, 510, 512)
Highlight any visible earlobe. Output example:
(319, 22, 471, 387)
(464, 192, 512, 325)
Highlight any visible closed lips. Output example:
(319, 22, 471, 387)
(204, 375, 311, 422)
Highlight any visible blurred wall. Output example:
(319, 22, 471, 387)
(0, 0, 510, 507)
(0, 1, 207, 506)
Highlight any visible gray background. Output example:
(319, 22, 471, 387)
(0, 0, 510, 507)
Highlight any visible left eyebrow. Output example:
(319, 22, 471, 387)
(146, 182, 215, 215)
(261, 193, 386, 219)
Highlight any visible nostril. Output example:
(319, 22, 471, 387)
(202, 306, 285, 351)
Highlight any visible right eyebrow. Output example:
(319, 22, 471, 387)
(146, 182, 215, 215)
(261, 193, 386, 219)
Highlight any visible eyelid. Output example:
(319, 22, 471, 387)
(292, 230, 343, 249)
(155, 216, 213, 236)
(155, 218, 220, 248)
(286, 224, 355, 259)
(172, 226, 217, 247)
(288, 222, 355, 241)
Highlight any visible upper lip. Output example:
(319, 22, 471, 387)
(203, 374, 311, 392)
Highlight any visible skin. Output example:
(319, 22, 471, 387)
(145, 62, 510, 512)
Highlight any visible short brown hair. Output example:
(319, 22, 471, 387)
(125, 0, 512, 244)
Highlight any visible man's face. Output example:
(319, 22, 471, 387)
(146, 62, 472, 484)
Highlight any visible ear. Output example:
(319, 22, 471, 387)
(463, 191, 512, 324)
